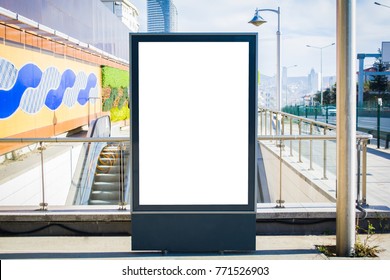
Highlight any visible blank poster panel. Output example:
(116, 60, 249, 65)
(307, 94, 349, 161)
(138, 41, 249, 205)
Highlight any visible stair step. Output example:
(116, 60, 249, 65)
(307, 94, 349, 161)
(95, 165, 121, 173)
(88, 199, 119, 205)
(92, 182, 119, 191)
(97, 158, 120, 165)
(90, 190, 120, 200)
(94, 173, 121, 182)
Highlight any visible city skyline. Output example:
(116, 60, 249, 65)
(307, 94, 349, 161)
(130, 0, 389, 77)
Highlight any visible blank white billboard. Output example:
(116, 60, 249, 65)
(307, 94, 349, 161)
(137, 41, 249, 205)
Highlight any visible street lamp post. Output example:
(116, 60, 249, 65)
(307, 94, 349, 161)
(249, 7, 281, 112)
(374, 1, 390, 8)
(284, 65, 297, 108)
(306, 43, 335, 106)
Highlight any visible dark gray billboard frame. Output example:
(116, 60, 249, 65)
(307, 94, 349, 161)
(130, 33, 257, 252)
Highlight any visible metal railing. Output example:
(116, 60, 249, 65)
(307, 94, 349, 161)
(0, 137, 129, 210)
(258, 107, 371, 207)
(0, 109, 373, 211)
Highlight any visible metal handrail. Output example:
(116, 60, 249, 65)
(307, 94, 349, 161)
(259, 107, 337, 130)
(0, 137, 130, 210)
(258, 135, 371, 141)
(258, 107, 372, 207)
(0, 137, 129, 143)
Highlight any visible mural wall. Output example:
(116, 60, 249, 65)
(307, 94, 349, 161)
(0, 43, 101, 154)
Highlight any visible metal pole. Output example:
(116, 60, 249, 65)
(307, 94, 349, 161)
(309, 123, 313, 170)
(260, 110, 263, 135)
(39, 142, 48, 210)
(320, 48, 323, 105)
(323, 128, 328, 179)
(276, 139, 285, 208)
(276, 7, 281, 112)
(298, 120, 302, 163)
(362, 139, 367, 205)
(290, 117, 293, 156)
(377, 103, 381, 149)
(357, 140, 361, 203)
(336, 0, 357, 257)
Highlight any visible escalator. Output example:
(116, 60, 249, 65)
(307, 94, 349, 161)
(66, 116, 130, 206)
(88, 144, 129, 205)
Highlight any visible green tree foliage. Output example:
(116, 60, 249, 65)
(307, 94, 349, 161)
(369, 59, 389, 95)
(313, 84, 337, 105)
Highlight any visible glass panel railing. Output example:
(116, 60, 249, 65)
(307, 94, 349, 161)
(258, 107, 371, 207)
(0, 114, 130, 210)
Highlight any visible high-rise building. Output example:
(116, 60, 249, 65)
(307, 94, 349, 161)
(101, 0, 140, 32)
(147, 0, 178, 32)
(308, 68, 320, 94)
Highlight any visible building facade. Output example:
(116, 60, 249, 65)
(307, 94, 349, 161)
(147, 0, 178, 32)
(0, 0, 130, 154)
(101, 0, 140, 32)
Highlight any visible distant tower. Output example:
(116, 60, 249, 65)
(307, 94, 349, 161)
(308, 68, 320, 94)
(147, 0, 178, 32)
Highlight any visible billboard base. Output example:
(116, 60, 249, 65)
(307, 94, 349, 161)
(131, 213, 256, 252)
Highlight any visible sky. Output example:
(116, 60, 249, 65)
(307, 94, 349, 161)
(130, 0, 389, 77)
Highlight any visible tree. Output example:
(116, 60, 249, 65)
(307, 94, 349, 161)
(313, 84, 337, 105)
(369, 59, 389, 96)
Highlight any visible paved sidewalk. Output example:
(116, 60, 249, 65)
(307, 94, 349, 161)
(0, 234, 389, 260)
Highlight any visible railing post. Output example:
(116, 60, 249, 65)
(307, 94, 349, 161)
(323, 127, 328, 179)
(39, 142, 48, 211)
(298, 120, 302, 163)
(276, 139, 285, 208)
(289, 117, 293, 156)
(260, 110, 263, 135)
(362, 139, 368, 206)
(118, 142, 126, 210)
(356, 140, 362, 204)
(270, 111, 273, 137)
(309, 123, 314, 170)
(377, 103, 381, 149)
(265, 110, 268, 135)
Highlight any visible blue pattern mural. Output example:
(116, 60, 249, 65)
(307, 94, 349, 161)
(0, 58, 98, 119)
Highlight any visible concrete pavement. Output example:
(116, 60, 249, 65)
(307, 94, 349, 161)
(0, 234, 389, 259)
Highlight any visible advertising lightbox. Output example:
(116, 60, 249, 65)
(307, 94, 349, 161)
(130, 33, 257, 251)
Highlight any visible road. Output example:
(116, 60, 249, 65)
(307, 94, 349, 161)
(308, 116, 390, 132)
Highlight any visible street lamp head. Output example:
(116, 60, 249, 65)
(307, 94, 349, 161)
(248, 9, 267, 26)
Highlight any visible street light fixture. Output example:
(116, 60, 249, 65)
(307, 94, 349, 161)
(284, 64, 297, 107)
(249, 7, 281, 112)
(374, 1, 390, 8)
(306, 43, 335, 106)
